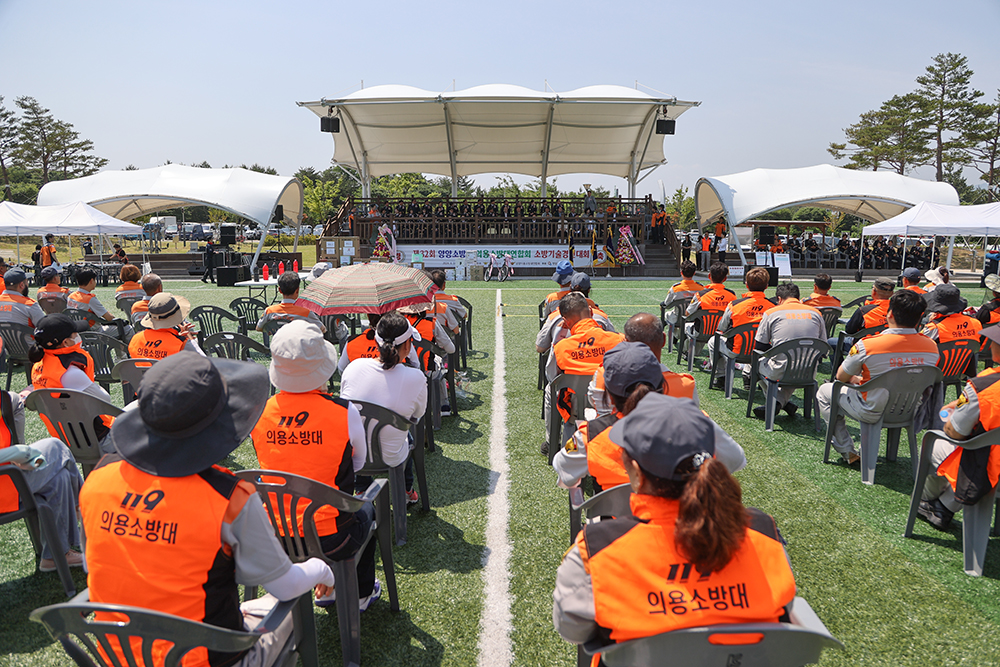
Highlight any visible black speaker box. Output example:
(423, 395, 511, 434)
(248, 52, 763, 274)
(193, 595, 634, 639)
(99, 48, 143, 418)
(216, 265, 246, 287)
(320, 117, 340, 133)
(759, 226, 775, 245)
(655, 119, 676, 135)
(219, 226, 237, 246)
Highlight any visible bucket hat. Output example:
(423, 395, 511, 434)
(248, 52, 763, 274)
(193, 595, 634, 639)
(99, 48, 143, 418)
(269, 320, 338, 393)
(140, 293, 190, 329)
(552, 259, 574, 285)
(110, 352, 269, 477)
(923, 284, 967, 316)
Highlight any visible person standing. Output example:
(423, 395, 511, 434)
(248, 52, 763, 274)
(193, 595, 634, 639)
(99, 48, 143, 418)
(583, 189, 598, 217)
(40, 234, 58, 268)
(680, 233, 692, 264)
(699, 234, 712, 272)
(202, 239, 216, 283)
(716, 234, 729, 265)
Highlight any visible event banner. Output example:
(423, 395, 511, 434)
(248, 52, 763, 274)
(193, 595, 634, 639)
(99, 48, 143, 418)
(394, 244, 595, 268)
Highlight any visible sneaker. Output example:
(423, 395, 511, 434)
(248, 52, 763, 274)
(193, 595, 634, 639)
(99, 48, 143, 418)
(359, 579, 381, 613)
(406, 489, 419, 506)
(917, 499, 955, 530)
(540, 441, 549, 456)
(700, 359, 713, 373)
(783, 403, 798, 417)
(842, 451, 861, 468)
(752, 405, 766, 419)
(711, 376, 725, 389)
(440, 404, 452, 417)
(39, 550, 84, 573)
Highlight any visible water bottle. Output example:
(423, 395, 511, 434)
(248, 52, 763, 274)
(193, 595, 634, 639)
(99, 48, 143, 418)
(940, 406, 954, 422)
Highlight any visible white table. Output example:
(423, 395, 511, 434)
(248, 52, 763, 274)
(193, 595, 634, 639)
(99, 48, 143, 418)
(235, 272, 312, 303)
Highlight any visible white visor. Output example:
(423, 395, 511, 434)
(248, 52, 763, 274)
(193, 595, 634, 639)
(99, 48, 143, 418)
(374, 322, 422, 347)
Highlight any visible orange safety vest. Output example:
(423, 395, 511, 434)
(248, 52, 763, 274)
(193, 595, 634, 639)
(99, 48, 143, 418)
(31, 343, 113, 437)
(0, 391, 16, 513)
(37, 283, 69, 296)
(726, 293, 774, 354)
(128, 328, 188, 360)
(433, 300, 459, 333)
(586, 417, 630, 490)
(693, 284, 737, 313)
(346, 329, 380, 363)
(553, 319, 624, 375)
(68, 290, 99, 327)
(593, 366, 696, 402)
(131, 299, 150, 321)
(700, 237, 711, 252)
(250, 391, 353, 536)
(904, 284, 927, 295)
(671, 279, 703, 293)
(40, 244, 56, 267)
(404, 313, 437, 371)
(263, 302, 314, 321)
(546, 288, 572, 304)
(925, 313, 983, 343)
(652, 211, 667, 228)
(714, 222, 726, 238)
(938, 368, 1000, 501)
(115, 281, 145, 300)
(82, 458, 252, 667)
(802, 292, 841, 309)
(858, 299, 890, 330)
(581, 494, 796, 646)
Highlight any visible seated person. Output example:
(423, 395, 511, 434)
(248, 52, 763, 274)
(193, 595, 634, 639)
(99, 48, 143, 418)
(130, 272, 162, 324)
(553, 394, 795, 653)
(69, 269, 133, 339)
(919, 323, 1000, 530)
(537, 274, 614, 385)
(921, 284, 982, 343)
(338, 314, 384, 374)
(660, 260, 703, 326)
(256, 272, 326, 334)
(340, 312, 427, 505)
(36, 266, 69, 298)
(924, 266, 950, 292)
(114, 264, 145, 303)
(129, 293, 204, 359)
(835, 277, 894, 350)
(900, 267, 926, 295)
(542, 260, 575, 317)
(683, 263, 737, 355)
(0, 268, 45, 329)
(704, 267, 774, 384)
(251, 320, 380, 610)
(399, 301, 455, 372)
(428, 269, 468, 322)
(801, 273, 841, 309)
(80, 353, 335, 667)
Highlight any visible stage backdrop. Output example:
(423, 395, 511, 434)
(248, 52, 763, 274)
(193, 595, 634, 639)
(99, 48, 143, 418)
(395, 244, 598, 267)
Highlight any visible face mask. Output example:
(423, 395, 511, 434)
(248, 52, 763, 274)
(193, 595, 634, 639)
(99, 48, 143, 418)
(70, 333, 82, 346)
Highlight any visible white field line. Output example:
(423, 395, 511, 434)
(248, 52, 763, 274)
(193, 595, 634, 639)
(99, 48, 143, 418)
(477, 288, 513, 667)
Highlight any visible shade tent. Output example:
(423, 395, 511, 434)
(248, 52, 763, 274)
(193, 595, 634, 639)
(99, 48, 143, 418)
(695, 165, 959, 264)
(38, 164, 305, 271)
(298, 84, 700, 197)
(0, 201, 142, 262)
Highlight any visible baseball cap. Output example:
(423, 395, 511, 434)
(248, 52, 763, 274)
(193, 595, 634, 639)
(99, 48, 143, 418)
(608, 393, 715, 480)
(39, 266, 61, 282)
(901, 267, 922, 281)
(570, 272, 591, 292)
(552, 259, 574, 285)
(3, 268, 27, 287)
(603, 343, 664, 397)
(873, 277, 895, 291)
(33, 313, 89, 349)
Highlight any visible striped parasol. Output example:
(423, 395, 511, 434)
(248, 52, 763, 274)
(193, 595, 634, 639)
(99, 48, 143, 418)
(296, 262, 438, 315)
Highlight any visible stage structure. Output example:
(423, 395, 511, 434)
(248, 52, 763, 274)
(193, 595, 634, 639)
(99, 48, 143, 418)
(298, 84, 700, 200)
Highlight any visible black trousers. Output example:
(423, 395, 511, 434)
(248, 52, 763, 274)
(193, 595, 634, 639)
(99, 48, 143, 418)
(318, 502, 377, 597)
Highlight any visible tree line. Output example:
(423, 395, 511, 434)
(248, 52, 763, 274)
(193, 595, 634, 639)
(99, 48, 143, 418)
(828, 52, 999, 203)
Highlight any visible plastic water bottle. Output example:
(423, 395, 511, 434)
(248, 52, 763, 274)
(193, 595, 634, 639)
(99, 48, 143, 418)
(293, 259, 299, 272)
(278, 261, 285, 274)
(262, 263, 269, 280)
(940, 406, 954, 422)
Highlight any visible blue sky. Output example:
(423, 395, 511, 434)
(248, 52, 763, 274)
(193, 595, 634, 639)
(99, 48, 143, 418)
(2, 0, 998, 198)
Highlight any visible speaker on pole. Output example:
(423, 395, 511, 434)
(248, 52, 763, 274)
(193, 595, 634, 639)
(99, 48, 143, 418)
(759, 225, 775, 245)
(320, 116, 340, 133)
(655, 119, 676, 135)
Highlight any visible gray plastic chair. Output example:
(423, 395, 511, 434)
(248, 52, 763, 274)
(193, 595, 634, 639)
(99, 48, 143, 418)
(830, 323, 885, 381)
(568, 482, 632, 545)
(351, 401, 426, 546)
(0, 321, 35, 389)
(936, 339, 979, 399)
(115, 296, 141, 317)
(457, 295, 473, 360)
(0, 466, 78, 598)
(30, 594, 304, 667)
(228, 296, 267, 336)
(37, 293, 68, 315)
(64, 308, 128, 341)
(111, 358, 157, 405)
(583, 596, 843, 667)
(747, 338, 831, 432)
(546, 373, 594, 465)
(709, 322, 759, 399)
(818, 307, 842, 338)
(79, 332, 128, 394)
(822, 365, 943, 485)
(904, 428, 1000, 576)
(202, 331, 271, 362)
(261, 318, 291, 339)
(24, 389, 123, 477)
(678, 309, 725, 373)
(660, 297, 692, 354)
(412, 338, 457, 421)
(234, 470, 399, 667)
(189, 305, 244, 347)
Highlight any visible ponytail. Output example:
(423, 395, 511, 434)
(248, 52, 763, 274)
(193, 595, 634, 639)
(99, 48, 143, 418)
(365, 328, 376, 341)
(378, 341, 400, 370)
(673, 458, 748, 574)
(609, 382, 658, 416)
(28, 344, 45, 365)
(375, 311, 409, 371)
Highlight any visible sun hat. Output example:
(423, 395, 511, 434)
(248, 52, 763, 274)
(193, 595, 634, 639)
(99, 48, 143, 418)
(33, 313, 89, 349)
(603, 342, 664, 397)
(570, 272, 591, 292)
(986, 274, 1000, 293)
(311, 262, 332, 279)
(901, 267, 922, 282)
(552, 259, 574, 285)
(873, 277, 896, 292)
(110, 352, 270, 478)
(268, 320, 338, 393)
(140, 293, 191, 329)
(3, 268, 27, 287)
(982, 323, 1000, 346)
(925, 267, 945, 285)
(923, 284, 967, 316)
(398, 300, 432, 314)
(607, 393, 715, 481)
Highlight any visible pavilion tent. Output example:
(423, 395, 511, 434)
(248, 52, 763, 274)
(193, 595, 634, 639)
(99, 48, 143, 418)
(37, 164, 305, 271)
(860, 201, 1000, 270)
(0, 201, 141, 262)
(694, 165, 959, 264)
(298, 84, 701, 198)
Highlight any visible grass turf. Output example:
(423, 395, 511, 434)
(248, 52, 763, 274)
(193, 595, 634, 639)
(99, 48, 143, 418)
(2, 276, 1000, 665)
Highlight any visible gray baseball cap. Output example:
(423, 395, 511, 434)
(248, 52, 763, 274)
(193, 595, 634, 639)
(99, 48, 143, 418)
(607, 393, 715, 480)
(3, 268, 27, 286)
(570, 271, 591, 292)
(603, 342, 664, 397)
(873, 277, 896, 292)
(901, 267, 922, 281)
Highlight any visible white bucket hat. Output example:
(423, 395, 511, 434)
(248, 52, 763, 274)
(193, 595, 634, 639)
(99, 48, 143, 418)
(268, 319, 337, 393)
(141, 293, 191, 330)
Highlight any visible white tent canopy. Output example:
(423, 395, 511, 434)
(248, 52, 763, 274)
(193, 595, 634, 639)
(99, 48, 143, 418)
(37, 164, 304, 228)
(860, 201, 1000, 237)
(298, 84, 700, 197)
(0, 201, 140, 235)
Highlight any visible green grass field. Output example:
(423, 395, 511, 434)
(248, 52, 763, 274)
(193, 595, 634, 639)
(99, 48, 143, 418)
(2, 276, 999, 666)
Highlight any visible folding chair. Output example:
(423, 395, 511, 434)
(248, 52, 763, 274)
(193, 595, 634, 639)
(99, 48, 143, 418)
(936, 339, 978, 399)
(189, 305, 244, 347)
(350, 401, 426, 546)
(568, 482, 631, 545)
(31, 593, 306, 667)
(818, 307, 842, 339)
(822, 365, 943, 485)
(708, 321, 758, 398)
(747, 338, 831, 432)
(0, 321, 35, 389)
(24, 389, 123, 477)
(582, 597, 843, 667)
(678, 310, 724, 373)
(546, 373, 593, 465)
(830, 324, 885, 381)
(111, 358, 157, 405)
(228, 296, 267, 336)
(904, 428, 1000, 576)
(37, 293, 68, 315)
(234, 470, 399, 666)
(79, 332, 128, 394)
(202, 331, 271, 362)
(0, 466, 78, 598)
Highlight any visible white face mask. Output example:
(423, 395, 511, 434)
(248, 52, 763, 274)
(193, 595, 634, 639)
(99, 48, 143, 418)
(70, 333, 82, 346)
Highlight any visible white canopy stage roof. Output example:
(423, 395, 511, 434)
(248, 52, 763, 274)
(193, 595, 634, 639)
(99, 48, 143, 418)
(0, 201, 140, 235)
(298, 84, 701, 197)
(694, 165, 960, 263)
